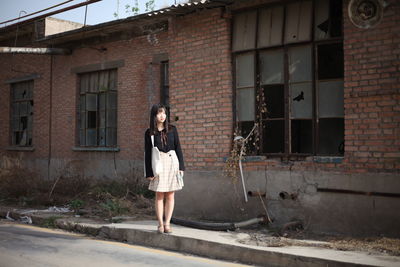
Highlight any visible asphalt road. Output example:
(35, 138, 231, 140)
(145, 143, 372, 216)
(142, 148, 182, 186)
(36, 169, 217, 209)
(0, 221, 252, 267)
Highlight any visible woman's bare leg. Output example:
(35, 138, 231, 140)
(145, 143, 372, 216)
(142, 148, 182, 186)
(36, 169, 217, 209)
(155, 192, 165, 229)
(164, 191, 175, 231)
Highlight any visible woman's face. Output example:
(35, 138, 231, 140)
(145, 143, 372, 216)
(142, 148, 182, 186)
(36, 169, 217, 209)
(156, 109, 166, 124)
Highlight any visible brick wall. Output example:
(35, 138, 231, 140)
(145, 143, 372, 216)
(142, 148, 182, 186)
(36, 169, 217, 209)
(343, 0, 400, 172)
(169, 8, 233, 170)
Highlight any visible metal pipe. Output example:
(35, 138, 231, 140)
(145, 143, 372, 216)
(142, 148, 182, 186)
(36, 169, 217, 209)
(317, 188, 400, 198)
(0, 0, 101, 32)
(171, 216, 268, 231)
(0, 47, 71, 55)
(0, 0, 74, 25)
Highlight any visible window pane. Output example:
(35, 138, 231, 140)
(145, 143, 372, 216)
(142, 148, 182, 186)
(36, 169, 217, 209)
(291, 119, 313, 153)
(27, 83, 33, 99)
(12, 103, 19, 117)
(235, 53, 254, 88)
(80, 111, 86, 129)
(263, 85, 284, 118)
(289, 45, 312, 82)
(13, 117, 19, 131)
(330, 0, 342, 37)
(314, 0, 330, 40)
(109, 69, 117, 91)
(79, 130, 85, 146)
(99, 93, 106, 111)
(290, 82, 312, 119)
(318, 81, 344, 118)
(259, 49, 284, 85)
(262, 120, 285, 153)
(232, 11, 256, 51)
(106, 109, 117, 128)
(318, 118, 344, 155)
(285, 1, 312, 44)
(28, 101, 33, 116)
(14, 85, 23, 100)
(87, 111, 97, 129)
(80, 74, 89, 93)
(86, 129, 97, 146)
(99, 111, 106, 128)
(107, 91, 117, 109)
(99, 71, 109, 92)
(89, 72, 99, 92)
(318, 43, 344, 80)
(236, 88, 255, 121)
(86, 94, 97, 111)
(106, 128, 117, 146)
(258, 6, 283, 48)
(80, 95, 86, 111)
(99, 128, 106, 146)
(19, 102, 27, 116)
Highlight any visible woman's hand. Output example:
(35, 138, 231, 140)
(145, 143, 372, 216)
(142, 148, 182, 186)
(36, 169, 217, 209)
(179, 170, 184, 176)
(147, 177, 155, 181)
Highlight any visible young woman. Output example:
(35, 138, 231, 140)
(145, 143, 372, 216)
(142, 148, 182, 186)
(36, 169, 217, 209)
(144, 104, 184, 234)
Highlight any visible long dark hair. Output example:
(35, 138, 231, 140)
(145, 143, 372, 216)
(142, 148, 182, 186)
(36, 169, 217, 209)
(149, 104, 169, 136)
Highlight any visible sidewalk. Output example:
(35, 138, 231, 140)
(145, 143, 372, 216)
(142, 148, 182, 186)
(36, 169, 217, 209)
(1, 207, 399, 267)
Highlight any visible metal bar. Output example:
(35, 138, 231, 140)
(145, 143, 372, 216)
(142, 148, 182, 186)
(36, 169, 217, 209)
(0, 47, 71, 55)
(0, 0, 74, 25)
(0, 0, 101, 32)
(317, 188, 400, 198)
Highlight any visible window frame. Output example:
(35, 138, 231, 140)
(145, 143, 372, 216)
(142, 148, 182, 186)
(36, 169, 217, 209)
(232, 0, 344, 158)
(77, 69, 118, 148)
(9, 80, 34, 147)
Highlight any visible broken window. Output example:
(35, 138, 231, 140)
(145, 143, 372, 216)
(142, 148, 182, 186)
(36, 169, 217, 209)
(233, 0, 344, 157)
(10, 81, 33, 146)
(78, 69, 118, 147)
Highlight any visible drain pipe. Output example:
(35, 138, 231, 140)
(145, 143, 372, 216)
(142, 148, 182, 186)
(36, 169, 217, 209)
(171, 216, 268, 231)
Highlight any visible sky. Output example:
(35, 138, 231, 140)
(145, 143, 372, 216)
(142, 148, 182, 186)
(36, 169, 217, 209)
(0, 0, 189, 27)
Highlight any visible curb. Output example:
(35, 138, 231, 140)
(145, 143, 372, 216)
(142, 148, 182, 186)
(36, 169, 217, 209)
(0, 210, 391, 267)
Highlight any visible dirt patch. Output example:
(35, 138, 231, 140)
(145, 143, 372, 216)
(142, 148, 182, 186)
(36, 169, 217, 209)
(238, 230, 400, 256)
(0, 167, 155, 221)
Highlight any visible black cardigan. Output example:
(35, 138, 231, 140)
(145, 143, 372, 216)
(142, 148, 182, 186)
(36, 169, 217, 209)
(144, 125, 185, 178)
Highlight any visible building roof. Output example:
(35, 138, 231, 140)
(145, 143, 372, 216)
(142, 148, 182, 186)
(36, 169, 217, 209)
(0, 0, 234, 48)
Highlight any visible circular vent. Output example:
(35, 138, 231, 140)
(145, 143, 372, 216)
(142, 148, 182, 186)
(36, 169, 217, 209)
(348, 0, 385, 29)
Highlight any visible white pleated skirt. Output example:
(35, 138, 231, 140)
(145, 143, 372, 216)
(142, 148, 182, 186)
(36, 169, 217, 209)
(148, 150, 183, 192)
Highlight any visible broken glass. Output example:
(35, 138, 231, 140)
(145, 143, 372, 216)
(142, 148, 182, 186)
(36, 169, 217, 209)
(262, 120, 285, 153)
(318, 43, 344, 80)
(318, 118, 344, 155)
(291, 119, 313, 153)
(263, 85, 284, 118)
(290, 82, 312, 119)
(87, 111, 97, 129)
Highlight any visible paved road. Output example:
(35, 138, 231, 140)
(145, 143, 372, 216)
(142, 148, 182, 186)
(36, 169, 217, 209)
(0, 221, 252, 267)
